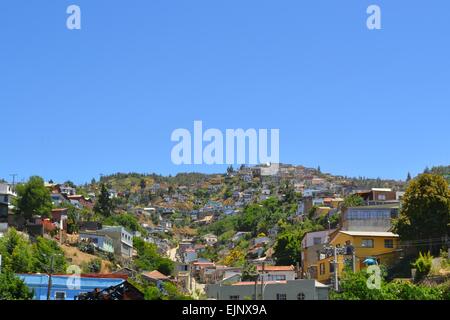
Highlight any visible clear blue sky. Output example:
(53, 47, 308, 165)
(1, 0, 449, 184)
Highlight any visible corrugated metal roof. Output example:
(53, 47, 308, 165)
(339, 231, 399, 237)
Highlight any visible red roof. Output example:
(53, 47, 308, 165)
(192, 262, 215, 266)
(48, 273, 129, 280)
(257, 265, 294, 271)
(232, 280, 287, 286)
(142, 270, 170, 281)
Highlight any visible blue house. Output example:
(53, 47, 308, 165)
(18, 274, 126, 300)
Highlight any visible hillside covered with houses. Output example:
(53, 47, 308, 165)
(0, 163, 449, 300)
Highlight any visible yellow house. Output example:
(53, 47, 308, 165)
(307, 231, 400, 283)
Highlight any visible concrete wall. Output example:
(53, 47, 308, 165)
(343, 219, 391, 232)
(101, 227, 133, 258)
(342, 208, 393, 232)
(206, 279, 329, 300)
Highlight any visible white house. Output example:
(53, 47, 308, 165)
(206, 279, 329, 300)
(100, 226, 134, 258)
(257, 265, 296, 281)
(0, 183, 16, 207)
(59, 185, 76, 196)
(203, 234, 218, 246)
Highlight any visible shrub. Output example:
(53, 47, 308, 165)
(412, 251, 433, 281)
(83, 258, 102, 273)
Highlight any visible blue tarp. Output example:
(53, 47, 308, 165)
(363, 258, 377, 265)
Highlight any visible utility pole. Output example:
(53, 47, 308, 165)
(59, 215, 66, 245)
(46, 255, 55, 300)
(352, 250, 356, 273)
(333, 247, 339, 292)
(260, 262, 265, 300)
(9, 174, 18, 190)
(321, 245, 351, 292)
(254, 276, 257, 301)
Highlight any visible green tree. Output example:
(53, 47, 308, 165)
(198, 245, 219, 262)
(157, 258, 175, 276)
(406, 172, 412, 182)
(236, 197, 288, 236)
(80, 207, 95, 222)
(64, 180, 76, 188)
(162, 282, 191, 300)
(103, 213, 145, 234)
(307, 205, 318, 219)
(33, 237, 67, 273)
(66, 205, 80, 234)
(279, 181, 297, 205)
(242, 262, 258, 281)
(272, 233, 300, 265)
(133, 238, 174, 275)
(342, 194, 365, 211)
(93, 183, 114, 217)
(15, 176, 53, 220)
(0, 228, 34, 273)
(223, 187, 233, 200)
(0, 271, 34, 300)
(394, 174, 450, 241)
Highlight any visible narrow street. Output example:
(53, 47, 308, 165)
(167, 245, 205, 299)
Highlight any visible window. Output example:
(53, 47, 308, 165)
(329, 262, 335, 273)
(297, 293, 306, 300)
(361, 239, 374, 248)
(384, 239, 394, 248)
(229, 295, 240, 300)
(55, 292, 66, 300)
(276, 293, 287, 300)
(313, 237, 322, 245)
(267, 274, 286, 281)
(319, 263, 325, 275)
(378, 194, 386, 201)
